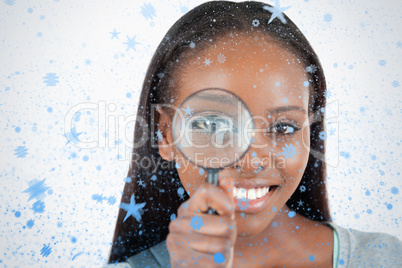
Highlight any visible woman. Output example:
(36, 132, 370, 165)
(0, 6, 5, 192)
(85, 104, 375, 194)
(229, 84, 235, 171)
(105, 1, 402, 267)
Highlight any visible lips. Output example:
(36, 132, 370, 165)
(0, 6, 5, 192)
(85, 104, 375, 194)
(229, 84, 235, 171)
(231, 178, 280, 213)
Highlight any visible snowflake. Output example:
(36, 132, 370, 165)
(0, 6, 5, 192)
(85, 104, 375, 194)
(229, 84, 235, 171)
(203, 58, 212, 66)
(237, 198, 250, 211)
(32, 200, 45, 213)
(306, 64, 317, 74)
(217, 53, 226, 63)
(107, 196, 117, 206)
(252, 19, 260, 27)
(190, 215, 203, 230)
(299, 185, 306, 193)
(92, 193, 104, 204)
(281, 143, 296, 159)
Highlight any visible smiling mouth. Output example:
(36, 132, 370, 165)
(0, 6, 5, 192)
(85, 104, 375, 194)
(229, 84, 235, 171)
(233, 185, 279, 213)
(233, 186, 277, 200)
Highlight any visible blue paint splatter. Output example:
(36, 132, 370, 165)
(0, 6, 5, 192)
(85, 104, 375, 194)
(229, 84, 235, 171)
(237, 198, 250, 211)
(43, 73, 59, 86)
(324, 13, 332, 22)
(83, 155, 89, 161)
(366, 209, 373, 214)
(391, 187, 399, 195)
(354, 214, 359, 219)
(57, 222, 62, 228)
(32, 200, 45, 213)
(339, 259, 345, 265)
(281, 143, 296, 159)
(27, 219, 34, 228)
(28, 8, 33, 13)
(140, 2, 156, 20)
(14, 145, 28, 158)
(107, 196, 117, 205)
(177, 187, 185, 199)
(190, 215, 203, 230)
(272, 206, 277, 212)
(15, 126, 21, 132)
(288, 211, 296, 218)
(199, 168, 204, 176)
(319, 131, 327, 140)
(150, 174, 157, 181)
(340, 151, 350, 159)
(40, 244, 52, 257)
(175, 162, 181, 169)
(365, 190, 371, 196)
(4, 0, 15, 6)
(123, 177, 131, 183)
(47, 107, 53, 113)
(96, 165, 101, 171)
(303, 81, 309, 87)
(309, 254, 315, 262)
(379, 170, 385, 176)
(251, 151, 257, 157)
(272, 221, 278, 227)
(392, 80, 400, 87)
(386, 204, 393, 210)
(23, 178, 51, 201)
(275, 81, 280, 87)
(71, 237, 77, 243)
(37, 32, 42, 37)
(119, 194, 146, 222)
(126, 92, 131, 98)
(371, 155, 376, 160)
(282, 98, 288, 103)
(15, 211, 21, 217)
(378, 60, 387, 66)
(214, 252, 225, 264)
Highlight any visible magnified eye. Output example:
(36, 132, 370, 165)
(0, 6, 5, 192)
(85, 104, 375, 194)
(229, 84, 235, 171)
(268, 122, 300, 135)
(190, 114, 238, 135)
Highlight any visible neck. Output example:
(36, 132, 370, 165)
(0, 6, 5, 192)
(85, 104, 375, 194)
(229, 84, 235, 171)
(233, 205, 332, 267)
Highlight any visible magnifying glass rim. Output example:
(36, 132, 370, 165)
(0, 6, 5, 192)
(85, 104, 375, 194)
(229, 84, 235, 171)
(172, 87, 255, 170)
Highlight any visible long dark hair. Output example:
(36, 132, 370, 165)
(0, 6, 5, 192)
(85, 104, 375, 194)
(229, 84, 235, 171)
(108, 1, 330, 263)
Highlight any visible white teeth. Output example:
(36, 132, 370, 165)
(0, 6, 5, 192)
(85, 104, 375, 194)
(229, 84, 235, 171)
(247, 189, 256, 200)
(256, 188, 264, 198)
(238, 188, 247, 199)
(233, 187, 271, 200)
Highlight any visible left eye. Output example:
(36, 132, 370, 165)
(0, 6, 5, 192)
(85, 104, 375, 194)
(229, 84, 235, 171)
(268, 123, 299, 135)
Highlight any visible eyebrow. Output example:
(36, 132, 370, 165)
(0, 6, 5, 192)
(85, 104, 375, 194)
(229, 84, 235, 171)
(190, 89, 306, 114)
(266, 105, 307, 114)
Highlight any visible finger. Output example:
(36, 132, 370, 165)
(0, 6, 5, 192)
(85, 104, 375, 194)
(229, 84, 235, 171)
(173, 232, 233, 256)
(169, 214, 237, 242)
(180, 183, 235, 217)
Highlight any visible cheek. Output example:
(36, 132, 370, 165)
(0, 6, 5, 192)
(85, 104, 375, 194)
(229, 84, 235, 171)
(176, 164, 206, 196)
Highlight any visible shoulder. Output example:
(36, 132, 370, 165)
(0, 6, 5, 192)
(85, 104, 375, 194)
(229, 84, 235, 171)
(323, 221, 402, 267)
(103, 240, 170, 268)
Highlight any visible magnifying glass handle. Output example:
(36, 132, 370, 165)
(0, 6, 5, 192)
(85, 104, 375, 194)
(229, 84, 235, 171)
(206, 171, 219, 215)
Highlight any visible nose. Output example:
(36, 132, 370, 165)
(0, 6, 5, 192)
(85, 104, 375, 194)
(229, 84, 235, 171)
(232, 139, 277, 176)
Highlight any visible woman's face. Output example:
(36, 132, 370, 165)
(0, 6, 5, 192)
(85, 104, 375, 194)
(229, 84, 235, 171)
(158, 32, 311, 237)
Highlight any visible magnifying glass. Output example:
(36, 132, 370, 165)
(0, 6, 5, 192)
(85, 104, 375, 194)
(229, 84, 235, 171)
(172, 88, 255, 215)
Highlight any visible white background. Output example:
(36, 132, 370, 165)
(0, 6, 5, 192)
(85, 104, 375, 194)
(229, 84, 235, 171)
(0, 0, 401, 267)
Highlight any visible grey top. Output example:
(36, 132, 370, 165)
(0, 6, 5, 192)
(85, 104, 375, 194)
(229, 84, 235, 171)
(104, 221, 402, 267)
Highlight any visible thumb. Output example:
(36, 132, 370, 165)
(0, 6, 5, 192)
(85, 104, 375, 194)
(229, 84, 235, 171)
(218, 176, 235, 216)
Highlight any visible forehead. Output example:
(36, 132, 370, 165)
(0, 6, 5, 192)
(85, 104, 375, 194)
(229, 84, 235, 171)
(175, 32, 310, 116)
